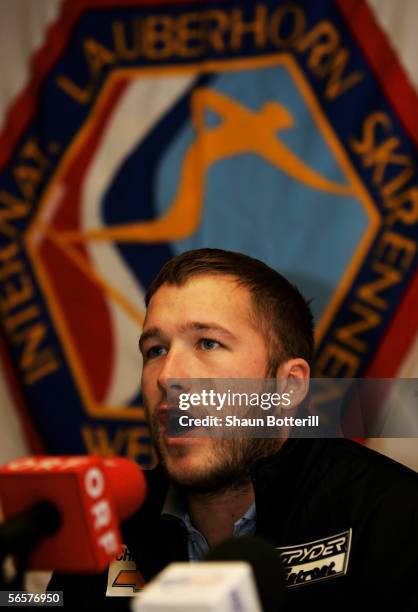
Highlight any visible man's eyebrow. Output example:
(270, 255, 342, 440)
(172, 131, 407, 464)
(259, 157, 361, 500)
(138, 327, 162, 351)
(138, 322, 237, 351)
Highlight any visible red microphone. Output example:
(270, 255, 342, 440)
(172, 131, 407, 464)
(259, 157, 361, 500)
(0, 456, 146, 573)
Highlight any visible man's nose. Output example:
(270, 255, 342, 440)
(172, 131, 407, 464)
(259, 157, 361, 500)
(157, 345, 192, 394)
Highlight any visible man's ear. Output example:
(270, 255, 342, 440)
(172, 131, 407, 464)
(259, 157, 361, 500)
(275, 358, 310, 408)
(276, 358, 310, 380)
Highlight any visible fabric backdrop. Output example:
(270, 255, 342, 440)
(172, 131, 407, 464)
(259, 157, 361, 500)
(0, 0, 417, 469)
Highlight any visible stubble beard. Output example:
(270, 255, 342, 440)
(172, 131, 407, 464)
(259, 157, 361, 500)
(146, 405, 282, 496)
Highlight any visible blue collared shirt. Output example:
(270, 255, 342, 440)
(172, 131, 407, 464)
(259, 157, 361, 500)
(161, 485, 257, 561)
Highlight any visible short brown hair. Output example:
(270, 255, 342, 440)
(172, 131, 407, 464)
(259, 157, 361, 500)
(145, 248, 314, 371)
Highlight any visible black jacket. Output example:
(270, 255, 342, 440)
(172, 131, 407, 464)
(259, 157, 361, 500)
(48, 438, 418, 611)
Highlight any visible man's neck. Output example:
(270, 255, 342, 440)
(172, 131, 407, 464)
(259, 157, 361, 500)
(186, 485, 255, 549)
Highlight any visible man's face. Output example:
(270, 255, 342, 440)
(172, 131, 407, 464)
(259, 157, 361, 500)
(140, 274, 280, 493)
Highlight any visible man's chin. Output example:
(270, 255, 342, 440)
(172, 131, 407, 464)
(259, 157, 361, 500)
(159, 453, 250, 495)
(160, 446, 204, 477)
(153, 435, 278, 494)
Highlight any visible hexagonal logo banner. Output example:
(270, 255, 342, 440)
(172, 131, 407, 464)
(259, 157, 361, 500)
(0, 0, 417, 462)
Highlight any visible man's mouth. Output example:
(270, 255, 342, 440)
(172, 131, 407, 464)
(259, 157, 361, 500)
(157, 406, 197, 438)
(157, 405, 169, 431)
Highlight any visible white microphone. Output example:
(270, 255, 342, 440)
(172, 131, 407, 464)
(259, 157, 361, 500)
(132, 536, 285, 612)
(132, 561, 262, 612)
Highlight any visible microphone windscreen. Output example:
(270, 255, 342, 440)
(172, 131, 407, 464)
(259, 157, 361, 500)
(204, 535, 286, 612)
(0, 456, 147, 572)
(103, 457, 147, 520)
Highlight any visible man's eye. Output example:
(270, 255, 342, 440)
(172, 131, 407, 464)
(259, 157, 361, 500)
(145, 346, 167, 360)
(199, 338, 222, 351)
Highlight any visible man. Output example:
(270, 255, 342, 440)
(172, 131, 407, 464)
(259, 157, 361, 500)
(49, 248, 418, 611)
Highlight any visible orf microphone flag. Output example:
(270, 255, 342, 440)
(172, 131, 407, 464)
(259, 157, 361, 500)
(0, 456, 146, 573)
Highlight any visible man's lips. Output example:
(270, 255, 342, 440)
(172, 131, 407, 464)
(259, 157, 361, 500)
(157, 405, 186, 434)
(156, 404, 198, 443)
(157, 405, 169, 430)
